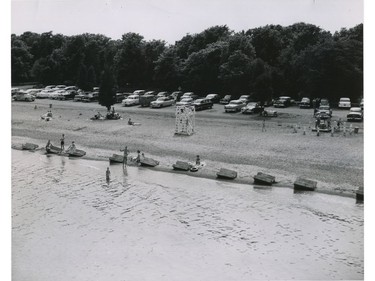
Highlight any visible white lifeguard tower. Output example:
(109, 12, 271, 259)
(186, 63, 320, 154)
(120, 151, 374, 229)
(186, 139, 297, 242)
(175, 105, 195, 135)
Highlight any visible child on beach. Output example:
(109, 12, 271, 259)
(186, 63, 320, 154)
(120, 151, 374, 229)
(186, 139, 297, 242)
(60, 134, 65, 151)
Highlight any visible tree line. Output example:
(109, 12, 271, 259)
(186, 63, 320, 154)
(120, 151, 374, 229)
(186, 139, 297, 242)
(11, 23, 363, 103)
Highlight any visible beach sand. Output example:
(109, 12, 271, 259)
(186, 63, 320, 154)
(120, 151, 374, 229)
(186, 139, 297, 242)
(11, 99, 363, 196)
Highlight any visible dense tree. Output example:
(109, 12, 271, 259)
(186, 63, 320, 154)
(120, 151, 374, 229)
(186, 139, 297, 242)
(11, 22, 363, 104)
(98, 68, 116, 111)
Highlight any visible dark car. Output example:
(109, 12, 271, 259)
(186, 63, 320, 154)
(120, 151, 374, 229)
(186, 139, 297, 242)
(81, 91, 99, 102)
(241, 102, 263, 114)
(273, 96, 291, 108)
(205, 94, 220, 103)
(115, 93, 127, 103)
(192, 99, 213, 111)
(220, 95, 232, 104)
(140, 94, 157, 107)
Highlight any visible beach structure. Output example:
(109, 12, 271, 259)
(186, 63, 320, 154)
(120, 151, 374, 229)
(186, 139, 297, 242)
(294, 177, 317, 191)
(175, 105, 195, 135)
(217, 168, 237, 179)
(253, 172, 275, 185)
(140, 157, 159, 167)
(109, 154, 124, 164)
(172, 161, 191, 171)
(22, 143, 39, 151)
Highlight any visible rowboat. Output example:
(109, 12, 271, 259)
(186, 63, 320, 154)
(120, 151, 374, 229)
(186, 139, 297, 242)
(68, 149, 86, 157)
(109, 154, 124, 164)
(172, 161, 191, 171)
(217, 168, 237, 179)
(46, 144, 62, 154)
(294, 177, 317, 191)
(140, 157, 159, 167)
(22, 143, 39, 151)
(253, 172, 275, 185)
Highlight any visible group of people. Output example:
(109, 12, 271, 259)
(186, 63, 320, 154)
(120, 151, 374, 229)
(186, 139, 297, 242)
(45, 134, 76, 153)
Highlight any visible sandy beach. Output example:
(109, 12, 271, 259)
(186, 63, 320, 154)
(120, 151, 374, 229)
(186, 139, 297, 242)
(11, 99, 363, 196)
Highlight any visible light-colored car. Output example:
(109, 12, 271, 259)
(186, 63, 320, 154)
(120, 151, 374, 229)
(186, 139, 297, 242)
(224, 100, 246, 112)
(150, 96, 174, 108)
(122, 95, 140, 106)
(315, 105, 332, 117)
(181, 92, 198, 100)
(36, 89, 54, 98)
(338, 97, 351, 109)
(133, 90, 145, 96)
(176, 97, 194, 106)
(347, 107, 363, 122)
(220, 95, 231, 104)
(51, 90, 66, 99)
(238, 95, 251, 104)
(13, 92, 35, 102)
(157, 91, 169, 98)
(299, 97, 311, 108)
(241, 102, 263, 114)
(52, 85, 67, 91)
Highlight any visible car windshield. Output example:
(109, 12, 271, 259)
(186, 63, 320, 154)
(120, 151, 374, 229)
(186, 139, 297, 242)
(157, 97, 167, 101)
(180, 98, 191, 102)
(206, 95, 215, 98)
(340, 98, 350, 102)
(350, 108, 361, 112)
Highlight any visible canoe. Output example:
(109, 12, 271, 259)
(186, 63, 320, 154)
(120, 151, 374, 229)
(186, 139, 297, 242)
(22, 143, 39, 151)
(46, 144, 62, 154)
(109, 154, 124, 164)
(172, 161, 191, 171)
(217, 168, 237, 179)
(68, 149, 86, 157)
(294, 177, 317, 191)
(140, 157, 159, 167)
(253, 172, 275, 185)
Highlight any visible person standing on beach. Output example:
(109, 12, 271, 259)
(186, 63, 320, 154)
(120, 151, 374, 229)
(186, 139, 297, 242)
(106, 167, 111, 182)
(60, 134, 65, 152)
(136, 150, 141, 164)
(196, 155, 200, 165)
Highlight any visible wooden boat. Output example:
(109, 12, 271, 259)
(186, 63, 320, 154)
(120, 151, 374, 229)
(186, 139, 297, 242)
(140, 157, 159, 167)
(293, 177, 317, 191)
(46, 144, 62, 154)
(22, 143, 39, 151)
(253, 172, 275, 185)
(68, 149, 86, 157)
(109, 154, 124, 164)
(356, 187, 364, 202)
(217, 168, 237, 179)
(172, 161, 191, 171)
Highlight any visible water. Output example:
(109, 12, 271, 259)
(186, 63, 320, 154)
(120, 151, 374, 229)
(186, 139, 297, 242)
(12, 149, 364, 281)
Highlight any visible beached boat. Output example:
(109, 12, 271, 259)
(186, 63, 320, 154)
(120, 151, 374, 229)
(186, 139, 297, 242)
(172, 161, 191, 171)
(46, 144, 62, 154)
(253, 172, 275, 185)
(22, 143, 39, 151)
(68, 149, 86, 157)
(294, 177, 317, 191)
(140, 157, 159, 167)
(109, 154, 124, 164)
(217, 168, 237, 179)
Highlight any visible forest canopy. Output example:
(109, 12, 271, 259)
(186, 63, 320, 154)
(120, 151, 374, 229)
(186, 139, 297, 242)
(11, 23, 363, 102)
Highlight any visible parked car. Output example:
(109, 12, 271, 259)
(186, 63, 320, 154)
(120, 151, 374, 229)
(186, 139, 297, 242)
(238, 95, 251, 104)
(150, 96, 175, 108)
(115, 93, 127, 103)
(13, 92, 35, 102)
(133, 90, 145, 96)
(205, 94, 220, 103)
(176, 97, 194, 106)
(139, 94, 157, 107)
(241, 102, 263, 114)
(347, 107, 363, 122)
(44, 85, 56, 90)
(181, 92, 198, 100)
(51, 90, 66, 99)
(299, 97, 311, 108)
(52, 85, 67, 91)
(315, 105, 332, 117)
(74, 92, 89, 102)
(338, 97, 351, 109)
(122, 95, 140, 106)
(25, 89, 42, 97)
(224, 100, 246, 112)
(220, 95, 232, 104)
(170, 91, 183, 101)
(82, 92, 99, 102)
(193, 99, 213, 110)
(319, 98, 330, 106)
(36, 89, 54, 98)
(156, 91, 169, 98)
(273, 96, 291, 108)
(57, 89, 77, 100)
(144, 91, 156, 96)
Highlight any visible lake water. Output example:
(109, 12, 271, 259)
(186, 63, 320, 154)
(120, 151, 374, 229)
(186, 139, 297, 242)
(12, 149, 364, 281)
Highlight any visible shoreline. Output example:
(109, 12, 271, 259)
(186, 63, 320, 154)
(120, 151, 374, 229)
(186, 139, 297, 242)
(11, 100, 363, 199)
(11, 138, 358, 199)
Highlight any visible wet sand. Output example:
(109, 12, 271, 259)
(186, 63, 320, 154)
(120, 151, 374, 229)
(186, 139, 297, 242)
(11, 99, 363, 196)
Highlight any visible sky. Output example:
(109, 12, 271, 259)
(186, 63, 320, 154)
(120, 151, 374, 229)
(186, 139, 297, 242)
(11, 0, 363, 43)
